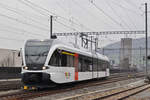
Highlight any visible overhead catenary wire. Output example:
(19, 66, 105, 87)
(0, 2, 49, 28)
(0, 29, 36, 38)
(0, 36, 24, 41)
(105, 0, 132, 31)
(89, 0, 125, 29)
(0, 2, 66, 33)
(70, 0, 97, 27)
(0, 13, 50, 32)
(70, 0, 115, 29)
(112, 0, 142, 16)
(55, 20, 78, 31)
(24, 0, 93, 31)
(0, 2, 51, 40)
(17, 0, 48, 17)
(123, 0, 145, 20)
(111, 0, 137, 30)
(0, 0, 145, 49)
(20, 0, 93, 31)
(0, 2, 53, 32)
(0, 24, 47, 37)
(18, 0, 80, 32)
(56, 1, 85, 31)
(123, 0, 144, 13)
(0, 0, 144, 40)
(55, 0, 68, 14)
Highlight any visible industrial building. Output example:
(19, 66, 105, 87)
(0, 48, 21, 67)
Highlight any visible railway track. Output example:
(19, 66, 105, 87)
(0, 72, 141, 92)
(94, 84, 150, 100)
(0, 72, 145, 100)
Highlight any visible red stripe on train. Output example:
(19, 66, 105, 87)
(75, 72, 78, 80)
(75, 53, 78, 81)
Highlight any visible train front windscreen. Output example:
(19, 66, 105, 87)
(24, 40, 53, 70)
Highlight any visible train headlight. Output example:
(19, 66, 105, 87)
(23, 66, 28, 70)
(42, 66, 49, 70)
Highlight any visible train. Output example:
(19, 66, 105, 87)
(21, 39, 110, 90)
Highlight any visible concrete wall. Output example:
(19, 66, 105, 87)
(120, 38, 132, 69)
(0, 48, 22, 67)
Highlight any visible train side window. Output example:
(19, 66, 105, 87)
(66, 55, 74, 67)
(67, 55, 70, 67)
(49, 50, 61, 66)
(61, 54, 67, 66)
(70, 55, 74, 67)
(49, 50, 76, 67)
(81, 56, 92, 72)
(107, 62, 110, 68)
(78, 57, 82, 72)
(106, 61, 109, 68)
(93, 58, 97, 71)
(79, 55, 86, 72)
(82, 57, 86, 72)
(102, 61, 107, 71)
(98, 60, 102, 71)
(87, 57, 92, 72)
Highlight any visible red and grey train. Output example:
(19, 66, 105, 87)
(21, 39, 110, 89)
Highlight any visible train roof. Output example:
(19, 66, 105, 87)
(25, 39, 109, 62)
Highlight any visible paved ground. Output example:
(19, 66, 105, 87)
(129, 87, 150, 100)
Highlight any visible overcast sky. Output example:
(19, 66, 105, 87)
(0, 0, 149, 49)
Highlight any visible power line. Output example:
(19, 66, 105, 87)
(55, 0, 83, 31)
(0, 13, 49, 31)
(111, 0, 137, 29)
(20, 0, 93, 31)
(0, 3, 62, 33)
(1, 1, 48, 20)
(18, 0, 48, 17)
(55, 20, 78, 31)
(89, 0, 125, 29)
(71, 0, 114, 29)
(0, 36, 24, 41)
(0, 2, 49, 28)
(0, 29, 36, 38)
(112, 0, 142, 16)
(0, 24, 47, 37)
(55, 0, 68, 14)
(18, 0, 80, 31)
(105, 0, 131, 30)
(123, 0, 145, 17)
(123, 0, 144, 13)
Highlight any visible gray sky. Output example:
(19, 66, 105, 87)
(0, 0, 149, 49)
